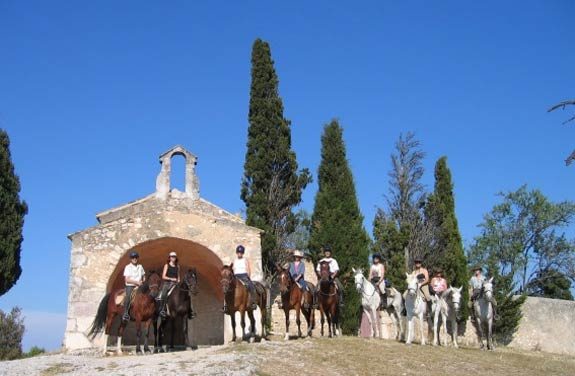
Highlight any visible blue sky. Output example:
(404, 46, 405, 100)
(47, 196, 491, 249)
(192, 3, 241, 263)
(0, 1, 573, 350)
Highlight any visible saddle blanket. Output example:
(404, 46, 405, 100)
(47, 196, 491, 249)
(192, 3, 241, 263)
(114, 288, 138, 306)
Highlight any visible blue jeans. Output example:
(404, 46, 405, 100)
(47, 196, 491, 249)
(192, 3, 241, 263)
(235, 273, 255, 292)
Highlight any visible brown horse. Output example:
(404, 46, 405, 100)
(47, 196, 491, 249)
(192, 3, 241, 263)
(221, 265, 268, 342)
(88, 270, 161, 355)
(318, 261, 340, 337)
(276, 265, 315, 340)
(157, 268, 198, 352)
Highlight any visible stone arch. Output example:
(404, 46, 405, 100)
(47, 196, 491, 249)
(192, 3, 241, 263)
(155, 145, 199, 200)
(108, 237, 225, 346)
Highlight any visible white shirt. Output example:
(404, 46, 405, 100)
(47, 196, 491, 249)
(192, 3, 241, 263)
(124, 263, 145, 286)
(316, 257, 339, 273)
(233, 257, 248, 275)
(370, 264, 385, 278)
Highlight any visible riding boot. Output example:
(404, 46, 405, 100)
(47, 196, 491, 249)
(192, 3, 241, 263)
(188, 305, 196, 320)
(159, 300, 168, 318)
(379, 293, 387, 310)
(338, 291, 344, 308)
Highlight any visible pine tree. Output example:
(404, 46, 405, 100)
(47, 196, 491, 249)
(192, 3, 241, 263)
(241, 39, 311, 276)
(426, 156, 469, 320)
(309, 120, 370, 334)
(0, 130, 28, 296)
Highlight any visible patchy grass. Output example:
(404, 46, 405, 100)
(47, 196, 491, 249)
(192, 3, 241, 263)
(40, 362, 76, 375)
(243, 336, 575, 376)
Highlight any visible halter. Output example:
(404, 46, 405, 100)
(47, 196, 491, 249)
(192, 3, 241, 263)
(180, 271, 197, 293)
(355, 272, 378, 298)
(278, 268, 294, 294)
(221, 267, 236, 295)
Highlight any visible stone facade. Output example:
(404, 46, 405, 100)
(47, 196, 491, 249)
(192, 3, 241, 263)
(64, 146, 263, 350)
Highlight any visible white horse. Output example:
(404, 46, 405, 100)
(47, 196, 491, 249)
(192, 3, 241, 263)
(473, 277, 495, 350)
(382, 286, 404, 341)
(404, 273, 429, 345)
(353, 268, 381, 338)
(431, 286, 462, 348)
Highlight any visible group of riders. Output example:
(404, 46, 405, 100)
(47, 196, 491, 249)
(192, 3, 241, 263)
(120, 244, 495, 322)
(121, 250, 194, 322)
(280, 247, 497, 319)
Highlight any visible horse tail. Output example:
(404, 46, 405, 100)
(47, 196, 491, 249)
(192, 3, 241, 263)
(88, 293, 111, 339)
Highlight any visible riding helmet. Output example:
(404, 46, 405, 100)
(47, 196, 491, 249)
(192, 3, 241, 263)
(414, 257, 423, 263)
(236, 245, 245, 253)
(129, 251, 139, 259)
(372, 253, 382, 261)
(323, 245, 332, 253)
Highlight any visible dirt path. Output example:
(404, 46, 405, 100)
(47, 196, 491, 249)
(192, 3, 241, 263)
(1, 336, 573, 376)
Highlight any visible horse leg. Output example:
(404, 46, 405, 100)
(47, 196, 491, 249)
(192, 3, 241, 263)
(240, 309, 246, 341)
(487, 315, 494, 351)
(230, 311, 237, 342)
(320, 310, 325, 337)
(284, 308, 290, 341)
(183, 316, 190, 349)
(296, 306, 302, 338)
(452, 316, 459, 349)
(419, 313, 426, 346)
(103, 312, 115, 355)
(247, 309, 256, 343)
(117, 321, 125, 355)
(405, 316, 412, 345)
(441, 311, 448, 347)
(476, 317, 485, 350)
(143, 319, 151, 353)
(432, 307, 439, 346)
(135, 319, 142, 355)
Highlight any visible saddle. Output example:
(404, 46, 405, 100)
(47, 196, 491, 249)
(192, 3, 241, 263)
(114, 288, 138, 306)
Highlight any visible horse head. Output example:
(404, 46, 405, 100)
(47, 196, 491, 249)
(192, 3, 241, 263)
(449, 286, 463, 314)
(406, 273, 419, 296)
(221, 264, 235, 295)
(353, 268, 365, 293)
(183, 268, 199, 295)
(146, 270, 162, 296)
(276, 264, 292, 294)
(482, 277, 494, 301)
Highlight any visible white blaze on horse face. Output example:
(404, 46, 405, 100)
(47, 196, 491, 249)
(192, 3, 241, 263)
(354, 272, 363, 292)
(451, 287, 462, 311)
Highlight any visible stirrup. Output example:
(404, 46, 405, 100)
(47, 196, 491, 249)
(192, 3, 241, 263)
(122, 313, 130, 321)
(188, 311, 196, 319)
(159, 310, 167, 318)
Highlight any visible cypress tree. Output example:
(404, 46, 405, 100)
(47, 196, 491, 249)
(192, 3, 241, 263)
(241, 39, 311, 276)
(309, 120, 369, 334)
(426, 156, 469, 320)
(0, 130, 28, 296)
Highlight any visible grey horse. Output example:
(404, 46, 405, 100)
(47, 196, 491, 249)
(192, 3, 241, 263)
(473, 277, 495, 350)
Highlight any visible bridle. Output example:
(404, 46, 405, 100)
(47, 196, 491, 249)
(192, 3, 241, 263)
(278, 269, 293, 294)
(221, 268, 236, 295)
(355, 272, 378, 298)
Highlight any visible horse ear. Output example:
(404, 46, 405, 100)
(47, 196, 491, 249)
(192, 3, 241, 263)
(352, 267, 356, 273)
(455, 286, 462, 292)
(488, 277, 493, 283)
(276, 263, 283, 272)
(230, 262, 234, 270)
(405, 272, 410, 278)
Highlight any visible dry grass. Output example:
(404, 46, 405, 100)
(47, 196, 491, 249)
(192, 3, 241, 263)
(40, 362, 76, 375)
(226, 336, 575, 376)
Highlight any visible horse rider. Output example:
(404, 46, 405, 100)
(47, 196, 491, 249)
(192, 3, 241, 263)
(315, 246, 344, 308)
(156, 251, 195, 320)
(369, 253, 387, 309)
(429, 269, 448, 298)
(285, 249, 315, 308)
(232, 245, 259, 311)
(123, 251, 146, 321)
(410, 257, 431, 302)
(469, 265, 498, 320)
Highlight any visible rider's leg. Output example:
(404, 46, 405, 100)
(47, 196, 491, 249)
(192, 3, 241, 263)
(123, 285, 134, 321)
(247, 280, 258, 310)
(158, 283, 170, 318)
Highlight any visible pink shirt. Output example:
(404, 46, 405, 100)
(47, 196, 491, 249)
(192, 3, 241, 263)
(431, 277, 447, 293)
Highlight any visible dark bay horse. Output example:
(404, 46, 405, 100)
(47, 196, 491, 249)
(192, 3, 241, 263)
(276, 265, 315, 340)
(157, 268, 198, 352)
(318, 261, 340, 337)
(88, 271, 161, 355)
(221, 265, 268, 342)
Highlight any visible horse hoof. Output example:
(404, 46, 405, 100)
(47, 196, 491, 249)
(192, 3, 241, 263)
(284, 334, 289, 341)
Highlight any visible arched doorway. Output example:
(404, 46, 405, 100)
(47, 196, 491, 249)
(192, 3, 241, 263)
(107, 237, 224, 346)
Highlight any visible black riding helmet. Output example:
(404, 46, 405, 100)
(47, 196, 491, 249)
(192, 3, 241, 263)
(372, 253, 382, 261)
(129, 251, 139, 259)
(323, 245, 332, 254)
(236, 245, 245, 253)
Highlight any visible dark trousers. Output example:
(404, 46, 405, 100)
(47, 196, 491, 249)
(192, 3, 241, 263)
(124, 285, 135, 318)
